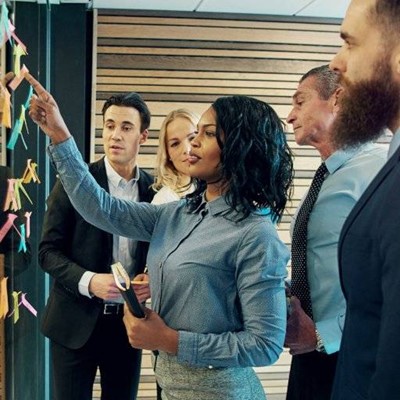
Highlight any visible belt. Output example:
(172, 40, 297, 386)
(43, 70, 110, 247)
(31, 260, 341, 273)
(102, 303, 123, 315)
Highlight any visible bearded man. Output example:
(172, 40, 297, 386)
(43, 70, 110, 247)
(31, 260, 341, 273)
(329, 0, 400, 399)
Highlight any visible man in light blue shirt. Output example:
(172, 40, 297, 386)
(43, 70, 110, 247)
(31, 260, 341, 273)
(284, 65, 386, 400)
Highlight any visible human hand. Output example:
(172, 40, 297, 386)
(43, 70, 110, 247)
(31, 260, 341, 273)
(284, 295, 317, 355)
(89, 273, 121, 301)
(25, 73, 72, 144)
(123, 306, 178, 354)
(132, 273, 151, 303)
(285, 280, 291, 297)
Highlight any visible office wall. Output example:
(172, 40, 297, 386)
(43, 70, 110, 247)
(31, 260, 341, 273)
(93, 11, 342, 245)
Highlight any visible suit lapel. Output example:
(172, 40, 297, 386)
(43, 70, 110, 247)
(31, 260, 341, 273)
(91, 157, 109, 192)
(137, 169, 154, 203)
(90, 158, 113, 254)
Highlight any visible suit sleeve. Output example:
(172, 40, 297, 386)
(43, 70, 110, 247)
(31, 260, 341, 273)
(39, 179, 88, 297)
(369, 202, 400, 398)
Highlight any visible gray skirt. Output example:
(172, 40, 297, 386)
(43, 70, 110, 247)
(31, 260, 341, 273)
(154, 351, 266, 400)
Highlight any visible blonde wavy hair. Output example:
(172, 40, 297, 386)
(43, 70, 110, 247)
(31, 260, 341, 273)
(153, 108, 199, 193)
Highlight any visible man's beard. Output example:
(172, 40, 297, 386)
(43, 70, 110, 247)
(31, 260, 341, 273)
(332, 61, 400, 149)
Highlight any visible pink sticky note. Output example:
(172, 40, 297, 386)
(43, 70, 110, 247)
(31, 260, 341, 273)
(0, 213, 18, 242)
(20, 293, 37, 317)
(8, 64, 29, 91)
(11, 30, 27, 55)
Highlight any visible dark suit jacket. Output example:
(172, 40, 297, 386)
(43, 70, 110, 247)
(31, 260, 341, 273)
(332, 145, 400, 400)
(39, 158, 154, 349)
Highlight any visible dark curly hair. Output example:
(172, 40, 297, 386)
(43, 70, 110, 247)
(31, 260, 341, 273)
(188, 96, 293, 222)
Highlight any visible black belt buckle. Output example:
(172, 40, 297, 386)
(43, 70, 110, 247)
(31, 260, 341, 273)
(103, 303, 122, 315)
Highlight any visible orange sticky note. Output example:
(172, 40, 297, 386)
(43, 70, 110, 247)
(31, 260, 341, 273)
(0, 86, 11, 128)
(22, 159, 41, 184)
(3, 179, 18, 212)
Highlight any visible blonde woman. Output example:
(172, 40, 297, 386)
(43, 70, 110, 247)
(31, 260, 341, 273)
(145, 108, 198, 399)
(151, 109, 199, 205)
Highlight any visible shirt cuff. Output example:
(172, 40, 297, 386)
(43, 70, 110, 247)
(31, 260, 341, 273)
(315, 320, 341, 355)
(176, 330, 198, 365)
(47, 136, 76, 161)
(78, 271, 96, 298)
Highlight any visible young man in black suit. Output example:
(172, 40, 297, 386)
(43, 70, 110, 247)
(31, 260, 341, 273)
(39, 93, 154, 400)
(329, 0, 400, 398)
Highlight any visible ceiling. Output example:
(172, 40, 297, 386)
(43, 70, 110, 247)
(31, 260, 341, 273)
(17, 0, 351, 19)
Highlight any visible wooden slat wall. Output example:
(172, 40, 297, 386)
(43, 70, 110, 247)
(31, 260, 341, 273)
(1, 48, 6, 166)
(92, 10, 343, 399)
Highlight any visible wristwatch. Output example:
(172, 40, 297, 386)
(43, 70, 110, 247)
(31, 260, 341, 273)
(315, 329, 326, 353)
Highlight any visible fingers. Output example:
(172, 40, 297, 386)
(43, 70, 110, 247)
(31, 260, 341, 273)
(143, 307, 153, 320)
(133, 290, 151, 304)
(25, 73, 49, 100)
(132, 273, 149, 284)
(290, 295, 302, 311)
(25, 72, 59, 109)
(28, 91, 49, 126)
(28, 99, 46, 126)
(123, 304, 152, 321)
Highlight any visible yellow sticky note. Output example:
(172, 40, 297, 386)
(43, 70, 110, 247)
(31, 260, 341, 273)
(0, 277, 9, 319)
(12, 291, 20, 324)
(0, 87, 11, 128)
(13, 44, 26, 76)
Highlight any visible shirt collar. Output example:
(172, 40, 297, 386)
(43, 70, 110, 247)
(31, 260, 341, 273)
(186, 192, 231, 216)
(325, 142, 375, 175)
(104, 156, 140, 188)
(186, 192, 275, 219)
(207, 195, 232, 216)
(388, 128, 400, 159)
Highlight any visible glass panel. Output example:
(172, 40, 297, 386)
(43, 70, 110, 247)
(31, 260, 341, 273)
(3, 2, 51, 399)
(2, 3, 91, 399)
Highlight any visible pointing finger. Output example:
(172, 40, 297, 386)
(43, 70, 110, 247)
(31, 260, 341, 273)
(25, 73, 50, 102)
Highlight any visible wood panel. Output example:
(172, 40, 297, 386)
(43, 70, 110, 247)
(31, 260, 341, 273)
(93, 10, 343, 399)
(0, 255, 5, 400)
(0, 48, 5, 165)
